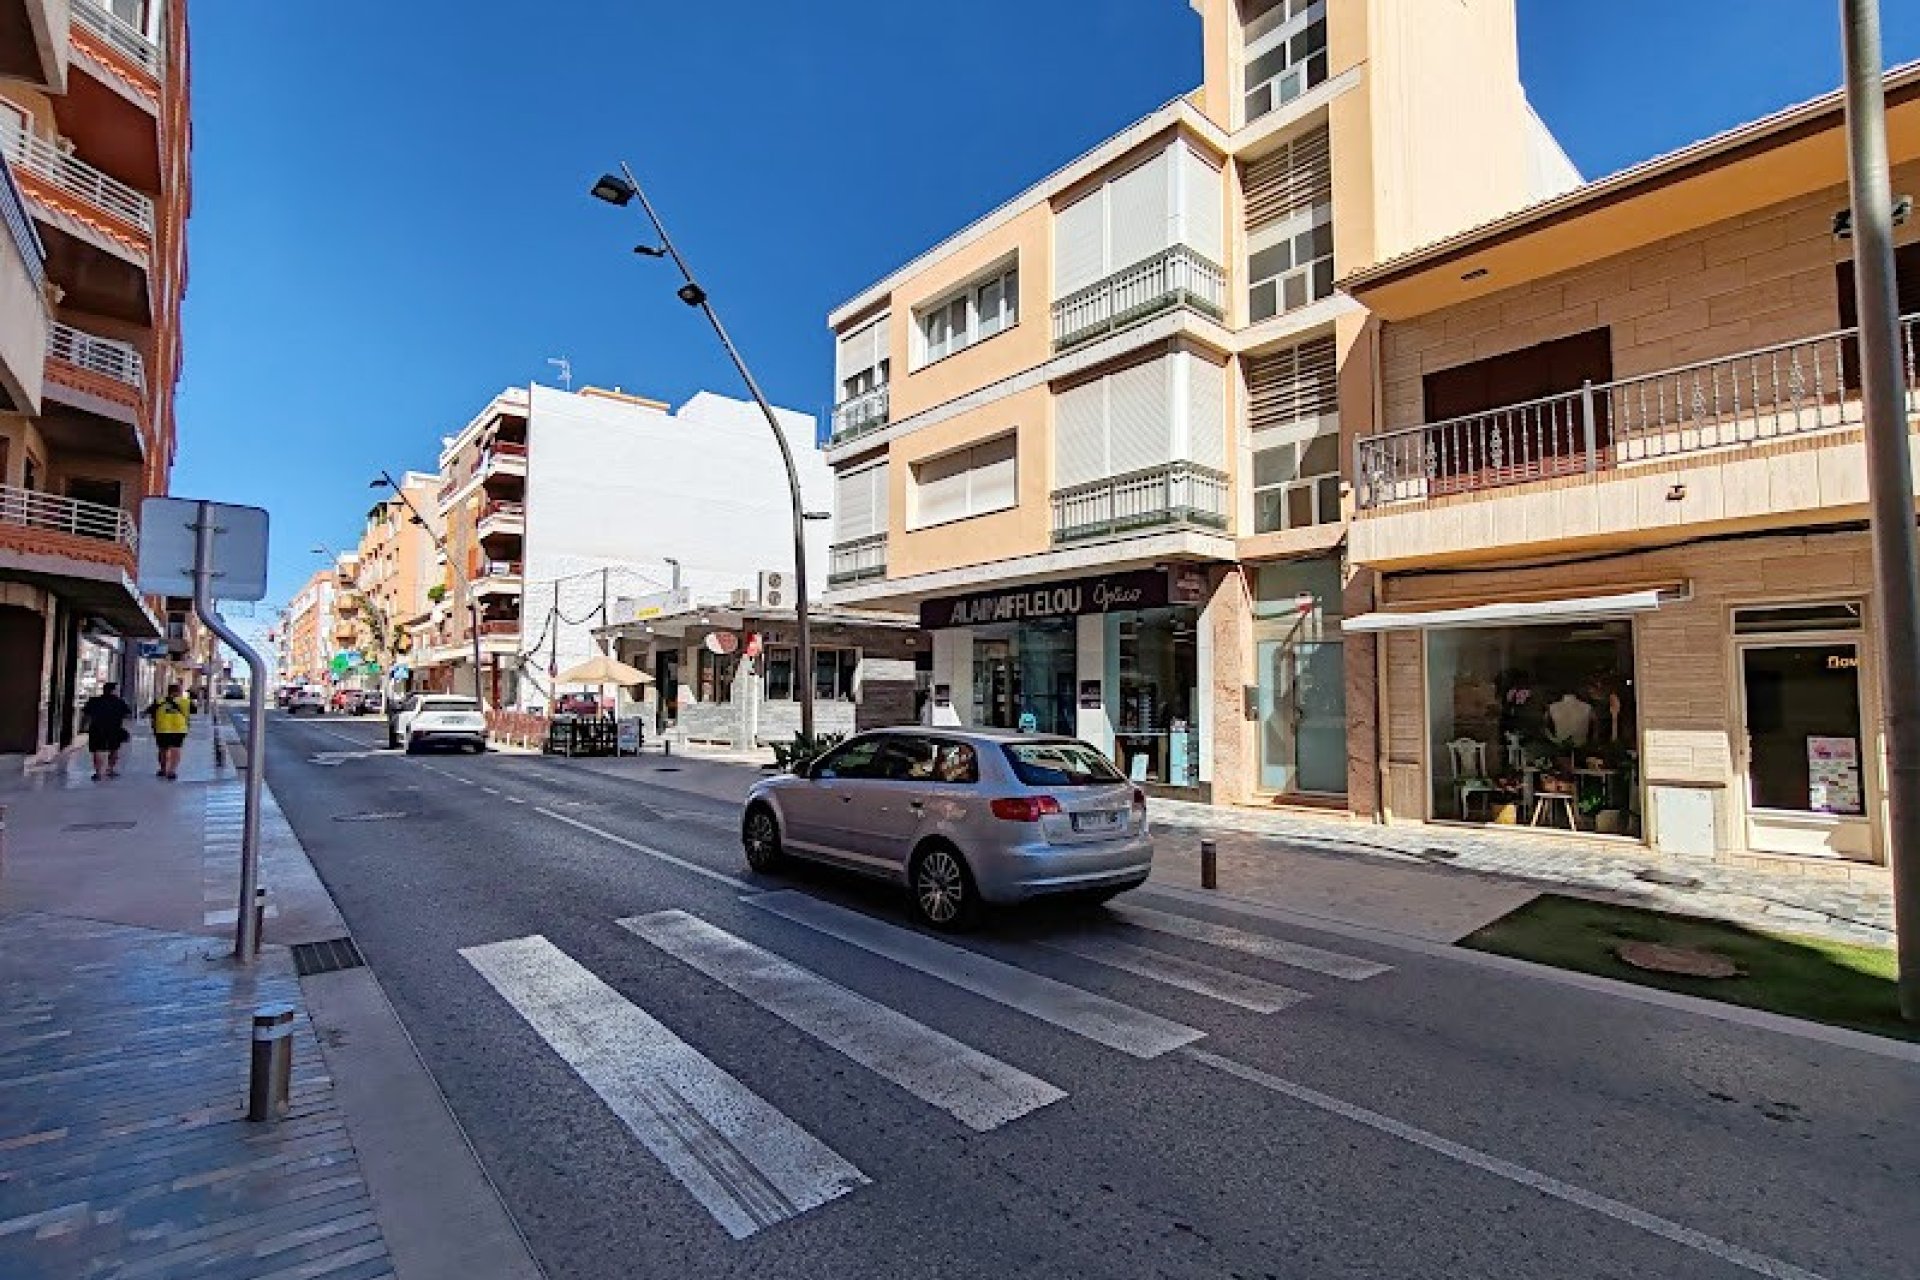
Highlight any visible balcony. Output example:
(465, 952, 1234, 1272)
(44, 320, 148, 453)
(0, 114, 154, 246)
(1051, 461, 1229, 545)
(0, 0, 67, 91)
(472, 559, 523, 597)
(1051, 246, 1225, 352)
(477, 500, 524, 540)
(1351, 314, 1920, 567)
(0, 156, 49, 416)
(0, 483, 137, 560)
(827, 533, 887, 586)
(71, 0, 162, 82)
(830, 384, 890, 444)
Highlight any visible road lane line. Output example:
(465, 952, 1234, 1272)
(1181, 1048, 1830, 1280)
(1110, 904, 1391, 981)
(622, 911, 1065, 1132)
(1037, 933, 1310, 1014)
(506, 797, 526, 805)
(534, 808, 750, 890)
(461, 935, 867, 1239)
(480, 786, 501, 795)
(746, 891, 1202, 1059)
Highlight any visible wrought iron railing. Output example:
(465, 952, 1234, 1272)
(0, 115, 155, 235)
(72, 0, 164, 78)
(1355, 312, 1920, 510)
(1051, 461, 1229, 544)
(830, 384, 890, 443)
(827, 533, 887, 585)
(0, 156, 45, 296)
(1052, 245, 1227, 351)
(48, 322, 144, 389)
(0, 484, 138, 550)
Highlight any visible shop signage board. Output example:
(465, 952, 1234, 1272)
(920, 569, 1172, 631)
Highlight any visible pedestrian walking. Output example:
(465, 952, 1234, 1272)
(145, 683, 192, 780)
(78, 682, 134, 781)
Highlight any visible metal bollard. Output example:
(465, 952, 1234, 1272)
(247, 1002, 296, 1122)
(1200, 838, 1217, 890)
(251, 887, 268, 955)
(663, 736, 672, 757)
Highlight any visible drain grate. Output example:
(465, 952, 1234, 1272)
(292, 937, 366, 976)
(64, 820, 136, 831)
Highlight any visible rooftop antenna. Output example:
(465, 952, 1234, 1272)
(547, 356, 573, 391)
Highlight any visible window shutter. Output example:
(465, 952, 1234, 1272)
(1108, 148, 1171, 271)
(1248, 335, 1338, 434)
(913, 451, 970, 527)
(835, 463, 884, 541)
(1186, 355, 1227, 470)
(1055, 191, 1106, 296)
(870, 460, 890, 532)
(1243, 127, 1331, 232)
(1054, 379, 1106, 489)
(835, 318, 879, 386)
(1108, 356, 1172, 474)
(970, 435, 1019, 513)
(1180, 146, 1225, 265)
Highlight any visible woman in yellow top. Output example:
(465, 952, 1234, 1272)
(145, 682, 192, 780)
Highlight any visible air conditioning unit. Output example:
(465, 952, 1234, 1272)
(729, 588, 754, 608)
(757, 570, 788, 609)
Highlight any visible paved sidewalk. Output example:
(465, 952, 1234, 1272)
(1148, 798, 1896, 947)
(0, 727, 540, 1280)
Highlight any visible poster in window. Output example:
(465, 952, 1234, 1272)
(1806, 736, 1863, 816)
(1079, 679, 1103, 709)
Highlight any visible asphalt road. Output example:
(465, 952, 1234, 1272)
(261, 712, 1919, 1280)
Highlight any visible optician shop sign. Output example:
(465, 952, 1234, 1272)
(920, 569, 1176, 630)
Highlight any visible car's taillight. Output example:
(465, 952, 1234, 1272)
(990, 795, 1063, 822)
(1131, 787, 1148, 821)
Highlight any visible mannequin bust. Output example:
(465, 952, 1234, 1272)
(1546, 693, 1595, 746)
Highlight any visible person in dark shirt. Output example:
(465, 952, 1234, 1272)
(79, 682, 135, 781)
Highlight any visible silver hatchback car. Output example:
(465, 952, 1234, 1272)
(741, 728, 1152, 930)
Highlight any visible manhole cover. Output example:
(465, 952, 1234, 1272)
(1615, 941, 1742, 978)
(64, 821, 136, 831)
(292, 936, 365, 976)
(332, 811, 409, 823)
(651, 767, 683, 773)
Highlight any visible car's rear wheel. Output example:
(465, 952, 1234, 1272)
(910, 843, 979, 932)
(404, 735, 421, 756)
(741, 805, 784, 873)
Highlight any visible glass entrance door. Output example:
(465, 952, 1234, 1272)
(1259, 638, 1347, 794)
(1739, 641, 1873, 859)
(973, 640, 1014, 729)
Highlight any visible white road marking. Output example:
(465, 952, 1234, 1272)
(480, 786, 501, 795)
(535, 807, 750, 889)
(1183, 1048, 1830, 1280)
(461, 935, 867, 1240)
(1110, 904, 1390, 981)
(747, 891, 1202, 1059)
(1038, 933, 1310, 1014)
(506, 796, 527, 805)
(623, 911, 1065, 1132)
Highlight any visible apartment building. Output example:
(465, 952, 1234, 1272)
(820, 0, 1574, 801)
(343, 470, 437, 681)
(419, 383, 828, 709)
(0, 0, 191, 754)
(281, 567, 336, 688)
(1337, 64, 1920, 877)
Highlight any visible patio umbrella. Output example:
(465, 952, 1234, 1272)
(555, 655, 652, 685)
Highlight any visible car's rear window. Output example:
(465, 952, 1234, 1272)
(423, 698, 480, 712)
(1001, 742, 1123, 786)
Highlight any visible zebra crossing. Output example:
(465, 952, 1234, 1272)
(201, 785, 276, 929)
(460, 892, 1392, 1240)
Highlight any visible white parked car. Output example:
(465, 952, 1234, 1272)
(286, 687, 328, 716)
(393, 695, 488, 754)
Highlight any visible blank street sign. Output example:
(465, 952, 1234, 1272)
(138, 497, 270, 602)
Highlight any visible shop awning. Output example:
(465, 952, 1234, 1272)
(1343, 589, 1669, 633)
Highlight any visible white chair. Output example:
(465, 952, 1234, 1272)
(1445, 737, 1496, 820)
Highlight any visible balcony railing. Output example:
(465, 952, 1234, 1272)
(478, 619, 520, 638)
(1051, 462, 1230, 544)
(1, 157, 46, 297)
(830, 385, 890, 443)
(1052, 245, 1226, 351)
(827, 533, 887, 586)
(72, 0, 164, 79)
(0, 117, 155, 236)
(0, 484, 138, 551)
(48, 322, 144, 390)
(1355, 313, 1920, 511)
(478, 500, 525, 534)
(490, 439, 528, 458)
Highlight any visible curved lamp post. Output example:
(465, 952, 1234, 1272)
(589, 165, 822, 740)
(369, 472, 487, 706)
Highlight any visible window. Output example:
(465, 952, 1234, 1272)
(814, 648, 860, 702)
(1241, 0, 1328, 125)
(1252, 434, 1340, 532)
(917, 264, 1018, 365)
(1002, 741, 1125, 786)
(1055, 352, 1226, 488)
(1248, 337, 1340, 532)
(1423, 329, 1614, 424)
(834, 462, 889, 543)
(1835, 242, 1920, 389)
(764, 647, 794, 701)
(835, 314, 891, 404)
(910, 433, 1018, 528)
(817, 736, 886, 780)
(1243, 129, 1333, 322)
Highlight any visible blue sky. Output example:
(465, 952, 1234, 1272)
(171, 0, 1920, 612)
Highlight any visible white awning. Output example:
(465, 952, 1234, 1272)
(1343, 589, 1668, 633)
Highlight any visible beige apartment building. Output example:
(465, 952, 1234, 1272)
(821, 0, 1575, 801)
(1335, 64, 1920, 877)
(343, 470, 437, 682)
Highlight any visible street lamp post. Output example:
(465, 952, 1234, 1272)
(590, 165, 820, 741)
(371, 472, 487, 707)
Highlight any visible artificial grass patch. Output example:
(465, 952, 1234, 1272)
(1461, 894, 1913, 1042)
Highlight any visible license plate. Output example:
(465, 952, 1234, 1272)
(1072, 810, 1122, 833)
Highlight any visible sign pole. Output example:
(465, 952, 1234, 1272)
(191, 501, 269, 962)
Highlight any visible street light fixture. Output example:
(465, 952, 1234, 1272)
(370, 472, 487, 707)
(590, 163, 820, 739)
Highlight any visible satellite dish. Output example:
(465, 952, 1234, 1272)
(704, 631, 738, 655)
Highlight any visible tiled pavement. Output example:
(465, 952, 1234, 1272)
(1148, 798, 1897, 947)
(0, 912, 393, 1280)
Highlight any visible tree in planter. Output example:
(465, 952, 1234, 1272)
(772, 731, 846, 774)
